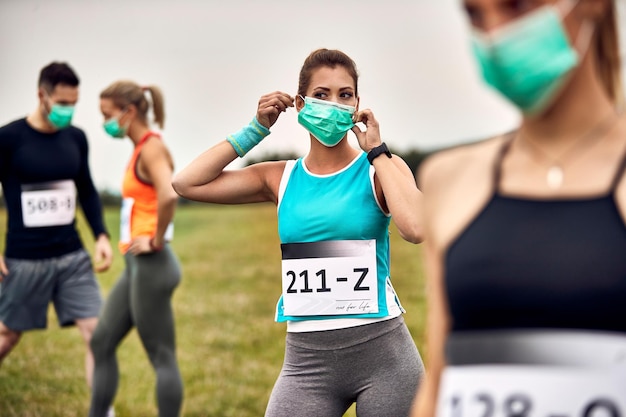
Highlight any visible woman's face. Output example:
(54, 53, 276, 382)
(463, 0, 558, 31)
(100, 97, 125, 123)
(300, 65, 358, 110)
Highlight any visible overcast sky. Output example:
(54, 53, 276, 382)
(1, 0, 624, 191)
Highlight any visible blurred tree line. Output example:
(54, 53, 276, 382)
(0, 148, 435, 208)
(245, 147, 434, 177)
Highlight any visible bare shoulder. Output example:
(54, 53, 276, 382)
(419, 136, 505, 193)
(611, 118, 626, 222)
(246, 159, 288, 176)
(141, 134, 171, 157)
(246, 159, 289, 200)
(419, 136, 509, 250)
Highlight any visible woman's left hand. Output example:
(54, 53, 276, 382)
(351, 109, 382, 152)
(128, 236, 153, 255)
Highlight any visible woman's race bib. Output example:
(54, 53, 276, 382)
(281, 239, 379, 316)
(437, 365, 626, 417)
(120, 197, 174, 244)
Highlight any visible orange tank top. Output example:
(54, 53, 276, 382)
(118, 131, 162, 253)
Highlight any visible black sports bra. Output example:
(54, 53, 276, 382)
(445, 139, 626, 333)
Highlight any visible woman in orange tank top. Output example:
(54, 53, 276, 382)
(89, 81, 182, 417)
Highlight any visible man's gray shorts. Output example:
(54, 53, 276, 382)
(0, 249, 103, 331)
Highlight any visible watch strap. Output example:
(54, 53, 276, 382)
(367, 142, 392, 165)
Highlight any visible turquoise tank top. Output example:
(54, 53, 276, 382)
(275, 152, 395, 322)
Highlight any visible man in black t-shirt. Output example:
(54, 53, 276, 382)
(0, 62, 113, 392)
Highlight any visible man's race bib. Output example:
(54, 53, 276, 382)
(437, 365, 626, 417)
(281, 239, 378, 316)
(21, 180, 76, 227)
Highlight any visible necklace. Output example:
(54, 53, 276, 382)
(518, 110, 622, 189)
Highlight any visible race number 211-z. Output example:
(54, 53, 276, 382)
(281, 240, 379, 317)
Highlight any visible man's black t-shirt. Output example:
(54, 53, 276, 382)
(0, 118, 108, 259)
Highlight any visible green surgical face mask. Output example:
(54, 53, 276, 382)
(297, 96, 355, 147)
(103, 112, 128, 139)
(471, 0, 592, 115)
(47, 103, 75, 129)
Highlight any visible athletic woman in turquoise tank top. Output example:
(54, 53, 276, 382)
(173, 48, 425, 417)
(411, 1, 626, 417)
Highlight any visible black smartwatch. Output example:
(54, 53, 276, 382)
(367, 142, 392, 165)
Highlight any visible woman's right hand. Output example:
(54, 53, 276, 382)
(256, 91, 294, 129)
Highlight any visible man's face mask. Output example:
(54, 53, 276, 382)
(45, 97, 75, 130)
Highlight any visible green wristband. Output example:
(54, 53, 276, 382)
(226, 117, 270, 157)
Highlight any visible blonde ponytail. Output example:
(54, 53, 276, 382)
(144, 85, 165, 129)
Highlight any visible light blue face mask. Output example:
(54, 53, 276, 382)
(103, 111, 128, 139)
(471, 0, 592, 115)
(297, 96, 356, 147)
(47, 103, 75, 129)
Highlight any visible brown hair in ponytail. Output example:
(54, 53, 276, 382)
(100, 81, 165, 129)
(594, 1, 624, 108)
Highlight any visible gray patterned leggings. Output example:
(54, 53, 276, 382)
(89, 246, 182, 417)
(265, 316, 425, 417)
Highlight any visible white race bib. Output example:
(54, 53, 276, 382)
(120, 197, 134, 243)
(120, 197, 174, 244)
(21, 180, 76, 227)
(281, 240, 378, 316)
(164, 223, 174, 241)
(437, 365, 626, 417)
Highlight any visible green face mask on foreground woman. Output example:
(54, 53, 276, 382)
(471, 0, 593, 115)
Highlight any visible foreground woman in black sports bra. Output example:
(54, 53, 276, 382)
(412, 1, 626, 416)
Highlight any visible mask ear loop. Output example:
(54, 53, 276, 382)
(295, 95, 305, 112)
(118, 108, 132, 132)
(113, 108, 127, 123)
(557, 0, 580, 18)
(556, 0, 595, 63)
(573, 19, 595, 56)
(42, 93, 52, 118)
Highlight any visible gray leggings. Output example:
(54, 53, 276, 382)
(89, 246, 182, 417)
(265, 316, 425, 417)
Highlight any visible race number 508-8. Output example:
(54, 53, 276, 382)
(24, 195, 73, 215)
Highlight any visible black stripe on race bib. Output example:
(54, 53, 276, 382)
(21, 180, 74, 192)
(281, 240, 373, 260)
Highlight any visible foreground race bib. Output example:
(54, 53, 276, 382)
(437, 365, 626, 417)
(21, 180, 76, 227)
(281, 240, 378, 316)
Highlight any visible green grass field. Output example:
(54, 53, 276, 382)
(0, 204, 426, 417)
